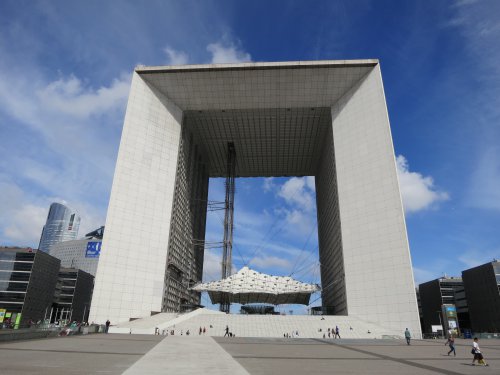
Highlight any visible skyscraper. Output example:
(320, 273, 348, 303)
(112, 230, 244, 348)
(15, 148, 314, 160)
(38, 203, 80, 253)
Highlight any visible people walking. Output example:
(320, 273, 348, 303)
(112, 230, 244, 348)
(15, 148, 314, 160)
(445, 335, 456, 356)
(105, 319, 110, 333)
(404, 328, 411, 345)
(335, 326, 341, 339)
(471, 337, 489, 366)
(224, 325, 230, 337)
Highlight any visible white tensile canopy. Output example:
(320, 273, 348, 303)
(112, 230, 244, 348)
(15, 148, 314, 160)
(191, 266, 321, 305)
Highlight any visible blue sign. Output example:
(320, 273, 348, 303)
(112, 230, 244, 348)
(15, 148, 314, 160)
(446, 306, 456, 312)
(86, 242, 101, 258)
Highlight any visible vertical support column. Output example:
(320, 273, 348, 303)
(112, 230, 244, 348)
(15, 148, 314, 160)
(90, 72, 183, 324)
(330, 65, 421, 337)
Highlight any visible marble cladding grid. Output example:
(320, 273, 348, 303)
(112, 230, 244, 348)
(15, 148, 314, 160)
(332, 65, 421, 337)
(90, 73, 183, 323)
(91, 63, 420, 335)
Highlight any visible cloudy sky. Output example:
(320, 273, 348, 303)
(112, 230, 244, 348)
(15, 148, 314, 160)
(0, 0, 499, 312)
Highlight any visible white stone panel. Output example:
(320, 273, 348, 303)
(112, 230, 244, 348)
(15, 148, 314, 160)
(89, 72, 183, 324)
(331, 65, 422, 338)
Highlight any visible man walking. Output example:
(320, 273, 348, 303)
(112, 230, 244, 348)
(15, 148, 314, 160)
(472, 337, 489, 366)
(224, 325, 230, 337)
(404, 328, 411, 345)
(335, 326, 341, 339)
(105, 319, 110, 334)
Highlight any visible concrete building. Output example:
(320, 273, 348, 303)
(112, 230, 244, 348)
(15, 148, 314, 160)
(418, 277, 470, 334)
(39, 203, 80, 253)
(0, 247, 60, 327)
(462, 260, 500, 332)
(90, 60, 421, 338)
(52, 268, 94, 323)
(50, 237, 101, 276)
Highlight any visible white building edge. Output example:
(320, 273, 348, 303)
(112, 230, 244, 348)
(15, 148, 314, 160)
(90, 60, 422, 339)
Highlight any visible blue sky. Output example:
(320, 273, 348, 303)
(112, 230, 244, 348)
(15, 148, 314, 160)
(0, 0, 499, 312)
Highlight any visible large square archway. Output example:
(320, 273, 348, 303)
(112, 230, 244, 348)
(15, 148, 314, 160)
(90, 60, 421, 336)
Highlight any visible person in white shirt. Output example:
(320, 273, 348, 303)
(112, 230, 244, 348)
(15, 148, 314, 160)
(472, 337, 489, 366)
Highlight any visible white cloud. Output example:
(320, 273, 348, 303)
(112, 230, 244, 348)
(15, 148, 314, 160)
(458, 249, 499, 269)
(0, 177, 106, 247)
(249, 255, 292, 271)
(305, 176, 315, 191)
(263, 177, 275, 193)
(0, 179, 48, 246)
(164, 47, 189, 65)
(36, 74, 130, 118)
(396, 155, 449, 213)
(453, 0, 479, 8)
(207, 41, 251, 64)
(413, 267, 440, 285)
(202, 250, 222, 282)
(467, 146, 500, 210)
(0, 64, 127, 247)
(277, 177, 315, 212)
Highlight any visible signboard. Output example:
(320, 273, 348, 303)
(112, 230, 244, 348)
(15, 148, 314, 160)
(14, 313, 21, 329)
(431, 325, 443, 333)
(442, 304, 459, 336)
(444, 306, 457, 318)
(85, 241, 102, 258)
(0, 309, 5, 323)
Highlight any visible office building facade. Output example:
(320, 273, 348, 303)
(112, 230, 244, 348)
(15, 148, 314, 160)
(52, 268, 94, 323)
(418, 277, 470, 334)
(50, 238, 101, 277)
(0, 247, 60, 327)
(462, 260, 500, 332)
(90, 60, 421, 338)
(39, 203, 81, 253)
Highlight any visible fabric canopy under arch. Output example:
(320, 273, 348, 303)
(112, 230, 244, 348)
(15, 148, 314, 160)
(191, 266, 321, 305)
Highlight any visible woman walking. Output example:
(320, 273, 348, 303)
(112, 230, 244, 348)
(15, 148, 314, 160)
(445, 335, 456, 356)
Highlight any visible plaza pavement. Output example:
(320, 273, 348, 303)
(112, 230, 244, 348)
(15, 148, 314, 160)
(0, 334, 498, 374)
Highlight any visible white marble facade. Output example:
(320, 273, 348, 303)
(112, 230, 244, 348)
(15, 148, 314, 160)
(90, 60, 421, 338)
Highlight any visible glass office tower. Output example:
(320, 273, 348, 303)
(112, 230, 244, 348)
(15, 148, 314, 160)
(38, 203, 80, 253)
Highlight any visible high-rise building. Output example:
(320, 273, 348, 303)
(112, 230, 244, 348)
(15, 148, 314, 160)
(462, 260, 500, 332)
(38, 203, 80, 253)
(89, 60, 421, 337)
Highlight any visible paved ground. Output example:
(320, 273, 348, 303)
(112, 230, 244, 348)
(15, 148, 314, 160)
(216, 337, 500, 375)
(0, 334, 163, 374)
(0, 334, 498, 374)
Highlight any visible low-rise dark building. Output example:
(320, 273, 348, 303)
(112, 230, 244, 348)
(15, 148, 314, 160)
(418, 277, 470, 334)
(0, 247, 60, 327)
(52, 268, 94, 323)
(462, 260, 500, 332)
